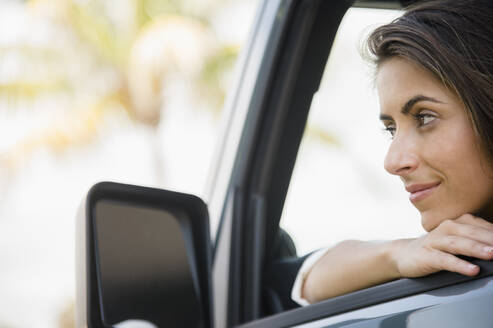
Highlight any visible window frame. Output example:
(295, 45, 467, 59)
(210, 0, 493, 327)
(218, 0, 354, 325)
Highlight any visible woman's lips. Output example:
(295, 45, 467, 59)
(406, 182, 441, 203)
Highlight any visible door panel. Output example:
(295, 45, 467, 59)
(294, 277, 493, 328)
(239, 274, 493, 328)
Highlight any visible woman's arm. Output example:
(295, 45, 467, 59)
(301, 239, 400, 303)
(302, 214, 493, 304)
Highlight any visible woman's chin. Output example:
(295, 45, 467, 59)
(420, 206, 474, 232)
(419, 208, 456, 232)
(420, 213, 437, 232)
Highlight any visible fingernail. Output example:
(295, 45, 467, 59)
(484, 246, 493, 253)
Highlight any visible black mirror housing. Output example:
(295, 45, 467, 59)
(76, 182, 213, 328)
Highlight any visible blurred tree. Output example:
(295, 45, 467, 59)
(0, 0, 239, 184)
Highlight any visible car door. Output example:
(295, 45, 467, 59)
(208, 0, 493, 327)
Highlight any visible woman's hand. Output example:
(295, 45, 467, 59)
(391, 213, 493, 278)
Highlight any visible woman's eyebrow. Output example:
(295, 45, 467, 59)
(401, 95, 444, 115)
(379, 95, 443, 121)
(379, 113, 393, 121)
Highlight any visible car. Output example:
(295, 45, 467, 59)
(75, 0, 493, 327)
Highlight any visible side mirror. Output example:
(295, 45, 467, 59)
(75, 182, 213, 328)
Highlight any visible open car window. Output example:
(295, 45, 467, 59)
(279, 7, 424, 258)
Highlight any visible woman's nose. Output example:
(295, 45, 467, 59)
(384, 136, 419, 176)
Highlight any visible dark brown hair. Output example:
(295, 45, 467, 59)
(367, 0, 493, 160)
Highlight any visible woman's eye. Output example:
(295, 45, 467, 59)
(415, 113, 436, 126)
(383, 124, 396, 137)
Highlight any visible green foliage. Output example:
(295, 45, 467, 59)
(68, 0, 132, 67)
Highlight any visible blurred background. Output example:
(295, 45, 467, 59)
(0, 0, 257, 326)
(0, 1, 425, 327)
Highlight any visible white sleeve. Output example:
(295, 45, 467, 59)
(291, 247, 330, 306)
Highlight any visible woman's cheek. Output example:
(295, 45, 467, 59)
(417, 124, 476, 230)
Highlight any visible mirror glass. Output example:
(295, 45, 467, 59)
(93, 200, 203, 328)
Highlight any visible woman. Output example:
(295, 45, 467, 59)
(293, 0, 493, 305)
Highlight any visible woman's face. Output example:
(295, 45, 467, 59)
(377, 57, 493, 231)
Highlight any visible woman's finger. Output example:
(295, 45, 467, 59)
(437, 220, 493, 245)
(430, 235, 493, 260)
(455, 214, 493, 230)
(432, 250, 480, 277)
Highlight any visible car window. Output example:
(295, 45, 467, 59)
(279, 7, 424, 257)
